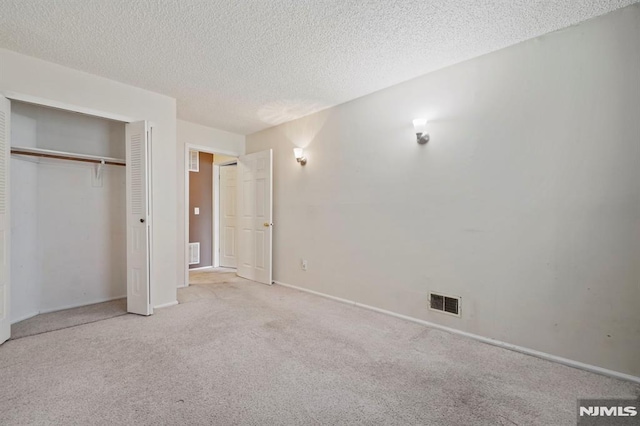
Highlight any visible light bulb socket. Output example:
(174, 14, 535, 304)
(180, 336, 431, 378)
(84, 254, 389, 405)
(293, 148, 307, 165)
(416, 133, 430, 144)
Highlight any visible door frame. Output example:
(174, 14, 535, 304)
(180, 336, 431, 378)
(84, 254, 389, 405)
(183, 143, 239, 287)
(2, 92, 137, 123)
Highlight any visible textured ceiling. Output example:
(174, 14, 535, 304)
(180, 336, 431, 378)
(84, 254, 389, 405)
(0, 1, 637, 135)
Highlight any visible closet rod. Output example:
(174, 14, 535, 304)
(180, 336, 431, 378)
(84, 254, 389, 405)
(10, 147, 126, 167)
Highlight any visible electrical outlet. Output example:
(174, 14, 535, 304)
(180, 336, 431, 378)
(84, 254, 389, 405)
(301, 259, 308, 271)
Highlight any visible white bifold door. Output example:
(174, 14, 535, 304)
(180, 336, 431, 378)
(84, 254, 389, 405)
(0, 96, 11, 345)
(125, 121, 153, 316)
(237, 150, 273, 284)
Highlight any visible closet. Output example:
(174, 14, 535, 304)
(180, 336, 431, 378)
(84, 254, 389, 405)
(0, 95, 152, 344)
(10, 100, 127, 322)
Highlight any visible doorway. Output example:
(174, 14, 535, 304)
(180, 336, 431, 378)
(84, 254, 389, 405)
(186, 146, 238, 282)
(189, 151, 214, 269)
(184, 145, 274, 288)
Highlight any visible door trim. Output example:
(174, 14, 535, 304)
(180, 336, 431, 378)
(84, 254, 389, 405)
(2, 91, 136, 123)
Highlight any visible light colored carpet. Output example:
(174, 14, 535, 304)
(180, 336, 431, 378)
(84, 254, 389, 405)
(0, 277, 638, 425)
(189, 268, 239, 285)
(10, 298, 127, 340)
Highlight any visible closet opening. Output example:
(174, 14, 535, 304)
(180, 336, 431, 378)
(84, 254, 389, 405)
(6, 99, 151, 337)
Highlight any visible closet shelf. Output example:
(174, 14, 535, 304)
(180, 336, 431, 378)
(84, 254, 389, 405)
(10, 146, 126, 166)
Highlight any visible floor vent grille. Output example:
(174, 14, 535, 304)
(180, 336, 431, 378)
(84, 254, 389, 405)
(189, 242, 200, 265)
(429, 292, 460, 317)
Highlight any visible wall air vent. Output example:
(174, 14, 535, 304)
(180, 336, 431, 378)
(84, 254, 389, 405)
(429, 292, 460, 317)
(189, 150, 199, 172)
(189, 242, 200, 265)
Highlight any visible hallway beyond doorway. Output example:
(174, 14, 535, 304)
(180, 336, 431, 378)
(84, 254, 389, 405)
(189, 267, 238, 285)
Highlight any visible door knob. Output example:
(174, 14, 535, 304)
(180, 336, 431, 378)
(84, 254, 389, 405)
(140, 219, 145, 223)
(263, 223, 271, 227)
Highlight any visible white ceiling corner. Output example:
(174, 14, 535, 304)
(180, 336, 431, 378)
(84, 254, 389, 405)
(0, 0, 636, 135)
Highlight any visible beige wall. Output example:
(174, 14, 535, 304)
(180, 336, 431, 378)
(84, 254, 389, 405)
(246, 5, 640, 376)
(214, 154, 237, 165)
(1, 48, 178, 308)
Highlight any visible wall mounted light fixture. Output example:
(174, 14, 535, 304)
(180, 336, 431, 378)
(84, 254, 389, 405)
(293, 148, 307, 165)
(413, 118, 430, 144)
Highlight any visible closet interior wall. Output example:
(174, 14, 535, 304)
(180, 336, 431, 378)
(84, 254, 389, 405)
(10, 101, 126, 322)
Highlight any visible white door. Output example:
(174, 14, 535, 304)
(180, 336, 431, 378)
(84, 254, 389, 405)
(126, 121, 152, 316)
(0, 96, 10, 344)
(237, 150, 272, 284)
(220, 164, 237, 268)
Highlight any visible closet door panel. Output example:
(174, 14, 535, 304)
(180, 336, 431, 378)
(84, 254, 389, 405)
(126, 120, 152, 316)
(0, 96, 10, 344)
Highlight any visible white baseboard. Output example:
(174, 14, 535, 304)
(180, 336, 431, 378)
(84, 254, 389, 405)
(189, 266, 214, 271)
(274, 281, 640, 385)
(154, 300, 178, 309)
(10, 311, 40, 324)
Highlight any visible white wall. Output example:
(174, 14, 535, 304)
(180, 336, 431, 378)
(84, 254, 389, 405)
(1, 48, 178, 308)
(177, 119, 244, 284)
(10, 102, 126, 320)
(38, 161, 126, 312)
(178, 120, 245, 155)
(246, 5, 640, 376)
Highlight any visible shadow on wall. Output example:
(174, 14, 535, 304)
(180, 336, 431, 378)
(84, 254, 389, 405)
(256, 106, 333, 170)
(257, 99, 330, 128)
